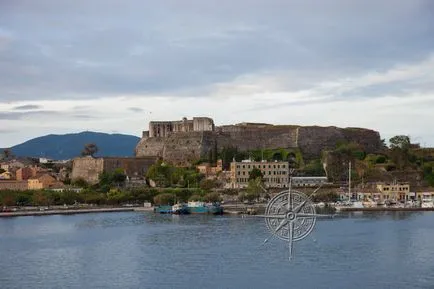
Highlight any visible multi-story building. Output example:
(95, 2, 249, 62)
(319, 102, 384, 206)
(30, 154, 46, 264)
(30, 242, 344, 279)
(230, 160, 290, 188)
(376, 181, 410, 202)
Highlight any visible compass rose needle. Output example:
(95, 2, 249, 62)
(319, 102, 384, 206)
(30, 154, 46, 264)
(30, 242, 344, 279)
(297, 213, 332, 218)
(288, 221, 294, 261)
(287, 186, 292, 211)
(272, 218, 289, 235)
(292, 199, 309, 214)
(254, 214, 286, 219)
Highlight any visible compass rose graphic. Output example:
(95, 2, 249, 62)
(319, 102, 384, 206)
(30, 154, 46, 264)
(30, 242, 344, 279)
(256, 184, 331, 260)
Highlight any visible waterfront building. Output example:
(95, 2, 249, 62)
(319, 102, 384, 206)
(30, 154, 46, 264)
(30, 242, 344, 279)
(230, 159, 289, 188)
(376, 181, 410, 202)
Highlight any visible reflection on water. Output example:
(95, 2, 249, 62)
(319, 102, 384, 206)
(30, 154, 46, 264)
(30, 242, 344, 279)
(1, 212, 434, 289)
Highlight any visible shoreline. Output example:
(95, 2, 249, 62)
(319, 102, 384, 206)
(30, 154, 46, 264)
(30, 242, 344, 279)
(0, 207, 137, 218)
(337, 207, 434, 212)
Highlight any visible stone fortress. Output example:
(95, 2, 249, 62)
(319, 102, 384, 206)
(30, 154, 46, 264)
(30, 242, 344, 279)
(146, 117, 215, 138)
(135, 117, 383, 166)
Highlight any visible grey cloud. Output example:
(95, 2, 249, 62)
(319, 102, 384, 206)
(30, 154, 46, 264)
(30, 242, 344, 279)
(13, 104, 42, 110)
(72, 114, 97, 119)
(128, 107, 144, 113)
(0, 110, 59, 120)
(0, 0, 433, 101)
(0, 129, 15, 133)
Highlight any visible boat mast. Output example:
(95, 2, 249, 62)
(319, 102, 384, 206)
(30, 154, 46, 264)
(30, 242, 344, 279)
(348, 161, 351, 202)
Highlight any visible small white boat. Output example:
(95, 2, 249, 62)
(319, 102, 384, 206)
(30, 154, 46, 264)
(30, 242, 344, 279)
(421, 193, 433, 208)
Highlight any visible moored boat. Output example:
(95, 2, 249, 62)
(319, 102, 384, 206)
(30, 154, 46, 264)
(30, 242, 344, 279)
(207, 203, 224, 215)
(187, 201, 208, 214)
(172, 203, 190, 214)
(154, 205, 173, 214)
(187, 201, 223, 214)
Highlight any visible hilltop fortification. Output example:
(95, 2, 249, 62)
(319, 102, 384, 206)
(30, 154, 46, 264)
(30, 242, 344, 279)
(135, 117, 382, 166)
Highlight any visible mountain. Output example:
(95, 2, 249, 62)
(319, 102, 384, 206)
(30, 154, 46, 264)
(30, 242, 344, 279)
(7, 131, 141, 160)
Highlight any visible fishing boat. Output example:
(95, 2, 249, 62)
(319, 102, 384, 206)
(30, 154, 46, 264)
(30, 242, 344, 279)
(172, 203, 190, 214)
(187, 201, 223, 214)
(154, 205, 173, 214)
(207, 202, 224, 215)
(187, 201, 208, 214)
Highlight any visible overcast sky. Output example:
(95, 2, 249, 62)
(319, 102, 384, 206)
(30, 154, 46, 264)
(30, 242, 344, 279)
(1, 0, 434, 147)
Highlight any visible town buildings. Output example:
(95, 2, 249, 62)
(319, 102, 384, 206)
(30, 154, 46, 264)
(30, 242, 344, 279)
(196, 160, 223, 179)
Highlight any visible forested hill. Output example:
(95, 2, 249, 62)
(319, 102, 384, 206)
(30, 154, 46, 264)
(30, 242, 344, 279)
(6, 131, 140, 160)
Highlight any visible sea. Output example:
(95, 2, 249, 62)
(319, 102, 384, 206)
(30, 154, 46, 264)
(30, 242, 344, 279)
(1, 211, 434, 289)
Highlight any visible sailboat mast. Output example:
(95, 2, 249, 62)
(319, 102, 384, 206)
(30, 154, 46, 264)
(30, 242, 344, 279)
(348, 161, 352, 201)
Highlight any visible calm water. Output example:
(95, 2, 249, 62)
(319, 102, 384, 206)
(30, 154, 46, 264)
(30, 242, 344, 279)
(1, 211, 434, 289)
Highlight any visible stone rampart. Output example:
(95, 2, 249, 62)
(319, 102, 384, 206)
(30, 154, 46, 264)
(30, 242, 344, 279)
(71, 156, 104, 184)
(135, 123, 382, 166)
(72, 156, 157, 184)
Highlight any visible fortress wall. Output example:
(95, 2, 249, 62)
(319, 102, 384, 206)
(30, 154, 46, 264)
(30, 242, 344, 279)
(135, 137, 165, 158)
(216, 125, 298, 151)
(296, 126, 346, 158)
(342, 128, 382, 153)
(103, 157, 157, 178)
(71, 157, 104, 184)
(161, 131, 211, 166)
(135, 123, 383, 166)
(72, 156, 158, 184)
(297, 126, 383, 158)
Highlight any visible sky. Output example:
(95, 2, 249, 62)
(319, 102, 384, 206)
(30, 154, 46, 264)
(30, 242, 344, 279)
(1, 0, 434, 147)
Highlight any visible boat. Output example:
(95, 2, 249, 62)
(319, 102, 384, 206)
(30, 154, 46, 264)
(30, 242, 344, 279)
(421, 193, 434, 208)
(187, 201, 209, 214)
(187, 201, 223, 214)
(207, 203, 224, 215)
(172, 203, 190, 214)
(154, 205, 173, 214)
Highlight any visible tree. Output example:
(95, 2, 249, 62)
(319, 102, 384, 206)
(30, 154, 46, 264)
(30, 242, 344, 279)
(388, 135, 411, 170)
(199, 179, 218, 191)
(248, 167, 263, 181)
(204, 192, 221, 203)
(81, 143, 98, 157)
(246, 177, 263, 202)
(2, 148, 13, 160)
(389, 135, 411, 150)
(153, 193, 175, 205)
(189, 194, 204, 202)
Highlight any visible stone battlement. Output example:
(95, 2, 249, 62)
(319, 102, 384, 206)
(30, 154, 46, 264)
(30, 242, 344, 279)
(148, 117, 214, 138)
